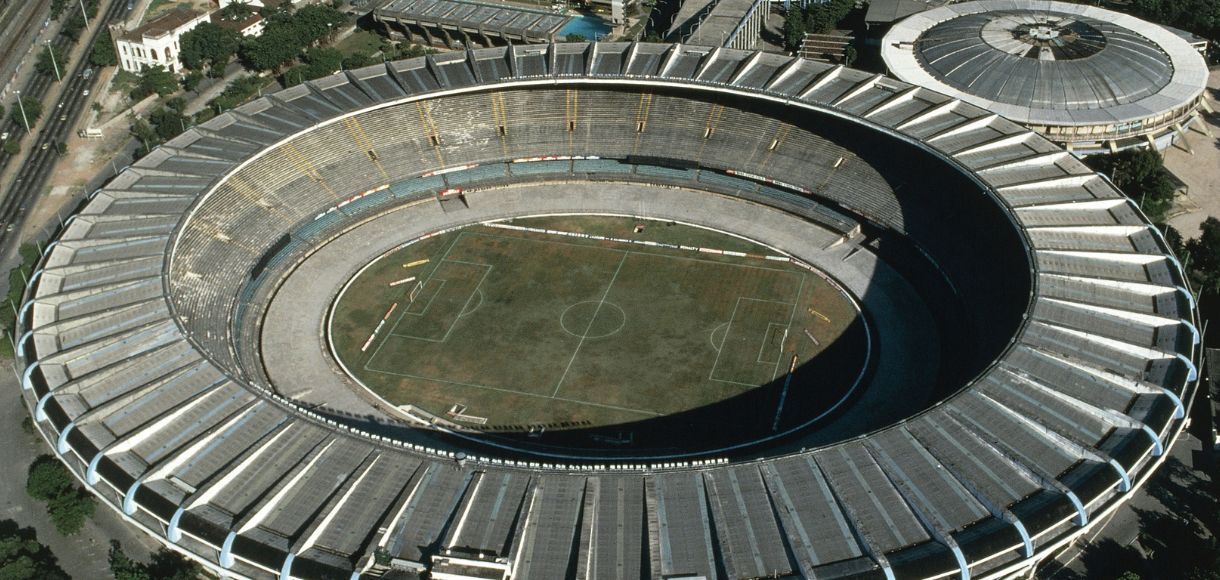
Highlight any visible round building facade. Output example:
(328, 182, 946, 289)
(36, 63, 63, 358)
(882, 0, 1210, 155)
(16, 42, 1200, 579)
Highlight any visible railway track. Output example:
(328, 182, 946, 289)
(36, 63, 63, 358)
(0, 0, 131, 249)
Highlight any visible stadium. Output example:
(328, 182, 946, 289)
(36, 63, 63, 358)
(881, 0, 1210, 155)
(16, 42, 1199, 579)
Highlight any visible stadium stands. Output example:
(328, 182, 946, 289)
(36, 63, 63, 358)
(17, 43, 1199, 580)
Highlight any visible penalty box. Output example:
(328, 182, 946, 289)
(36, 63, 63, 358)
(709, 297, 797, 387)
(393, 260, 491, 342)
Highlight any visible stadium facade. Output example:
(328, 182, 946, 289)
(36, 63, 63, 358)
(881, 0, 1211, 155)
(16, 42, 1199, 579)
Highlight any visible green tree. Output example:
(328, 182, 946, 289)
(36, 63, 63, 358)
(241, 25, 304, 71)
(35, 46, 67, 80)
(130, 117, 159, 156)
(49, 0, 68, 20)
(843, 44, 857, 66)
(24, 456, 95, 536)
(1186, 217, 1220, 295)
(46, 492, 94, 536)
(149, 106, 189, 141)
(9, 97, 43, 130)
(0, 521, 69, 580)
(25, 456, 73, 501)
(564, 33, 587, 42)
(219, 1, 255, 21)
(109, 541, 200, 580)
(130, 65, 178, 100)
(90, 30, 119, 67)
(292, 4, 348, 44)
(342, 52, 375, 70)
(181, 70, 204, 92)
(1086, 148, 1177, 223)
(108, 540, 149, 580)
(783, 8, 806, 52)
(178, 22, 242, 71)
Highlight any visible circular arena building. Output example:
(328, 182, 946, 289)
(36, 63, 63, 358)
(881, 0, 1210, 155)
(17, 43, 1200, 579)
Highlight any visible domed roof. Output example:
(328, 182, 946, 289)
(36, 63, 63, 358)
(883, 0, 1207, 126)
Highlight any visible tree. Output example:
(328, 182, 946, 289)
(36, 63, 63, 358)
(90, 30, 118, 67)
(292, 4, 348, 44)
(219, 1, 255, 22)
(564, 33, 586, 42)
(241, 26, 304, 71)
(342, 52, 375, 70)
(108, 541, 149, 580)
(46, 492, 94, 535)
(25, 455, 95, 536)
(2, 141, 18, 156)
(35, 46, 67, 80)
(8, 97, 43, 130)
(49, 0, 68, 20)
(25, 456, 73, 502)
(843, 44, 857, 66)
(109, 541, 200, 580)
(1186, 217, 1220, 295)
(178, 22, 242, 71)
(1086, 148, 1177, 223)
(130, 65, 178, 100)
(783, 8, 806, 52)
(181, 70, 204, 92)
(149, 106, 189, 141)
(240, 4, 347, 71)
(0, 521, 69, 580)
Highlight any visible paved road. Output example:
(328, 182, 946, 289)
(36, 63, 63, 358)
(0, 0, 131, 266)
(0, 371, 161, 577)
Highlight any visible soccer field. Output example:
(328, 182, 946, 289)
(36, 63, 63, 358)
(329, 215, 867, 436)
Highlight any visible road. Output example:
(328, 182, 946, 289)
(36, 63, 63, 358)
(0, 0, 132, 256)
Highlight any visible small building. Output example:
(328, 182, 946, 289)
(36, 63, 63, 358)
(111, 8, 210, 74)
(211, 9, 265, 37)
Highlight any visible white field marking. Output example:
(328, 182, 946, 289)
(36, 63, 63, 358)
(709, 322, 729, 352)
(364, 233, 465, 370)
(757, 323, 787, 364)
(362, 367, 661, 416)
(459, 288, 484, 318)
(709, 297, 795, 386)
(466, 230, 797, 274)
(707, 297, 742, 384)
(773, 275, 805, 382)
(552, 251, 629, 398)
(391, 263, 491, 343)
(402, 279, 447, 317)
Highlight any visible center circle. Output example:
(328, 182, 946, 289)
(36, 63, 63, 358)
(323, 210, 877, 456)
(559, 301, 626, 339)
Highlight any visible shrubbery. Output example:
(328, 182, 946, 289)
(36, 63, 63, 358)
(25, 456, 95, 536)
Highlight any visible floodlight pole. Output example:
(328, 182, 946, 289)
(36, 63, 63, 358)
(14, 90, 31, 134)
(46, 42, 61, 81)
(79, 0, 90, 29)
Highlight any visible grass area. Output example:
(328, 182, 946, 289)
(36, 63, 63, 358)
(334, 30, 384, 56)
(331, 216, 863, 434)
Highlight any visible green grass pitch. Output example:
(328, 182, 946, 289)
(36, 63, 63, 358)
(329, 215, 862, 432)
